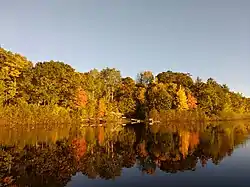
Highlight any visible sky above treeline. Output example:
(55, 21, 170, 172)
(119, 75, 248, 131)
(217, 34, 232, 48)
(1, 0, 250, 96)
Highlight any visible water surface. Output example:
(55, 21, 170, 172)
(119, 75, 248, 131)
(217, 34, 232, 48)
(1, 121, 250, 187)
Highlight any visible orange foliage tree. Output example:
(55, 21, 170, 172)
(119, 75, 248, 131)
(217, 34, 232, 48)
(187, 93, 197, 109)
(74, 88, 88, 108)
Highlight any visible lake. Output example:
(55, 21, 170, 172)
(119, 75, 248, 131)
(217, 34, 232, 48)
(1, 121, 250, 187)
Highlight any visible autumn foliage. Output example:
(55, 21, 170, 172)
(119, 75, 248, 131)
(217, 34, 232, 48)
(187, 93, 197, 109)
(74, 88, 88, 108)
(0, 47, 250, 120)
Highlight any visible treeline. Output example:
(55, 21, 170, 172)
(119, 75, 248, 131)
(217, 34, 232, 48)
(0, 47, 250, 121)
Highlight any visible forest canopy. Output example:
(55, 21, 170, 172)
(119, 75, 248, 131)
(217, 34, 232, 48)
(0, 47, 250, 120)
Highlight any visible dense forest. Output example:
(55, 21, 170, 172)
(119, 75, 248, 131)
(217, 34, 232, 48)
(0, 47, 250, 123)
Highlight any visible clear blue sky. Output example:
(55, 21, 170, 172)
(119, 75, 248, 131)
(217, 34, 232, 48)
(1, 0, 250, 96)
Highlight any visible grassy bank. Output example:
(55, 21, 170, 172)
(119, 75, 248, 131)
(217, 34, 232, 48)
(0, 104, 124, 127)
(1, 104, 250, 128)
(148, 109, 207, 122)
(147, 108, 250, 122)
(0, 104, 74, 126)
(209, 111, 250, 121)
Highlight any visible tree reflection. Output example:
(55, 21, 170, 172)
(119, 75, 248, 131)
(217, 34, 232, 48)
(0, 121, 250, 186)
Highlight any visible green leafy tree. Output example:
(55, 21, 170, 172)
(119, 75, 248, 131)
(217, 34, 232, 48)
(146, 83, 172, 112)
(135, 85, 147, 119)
(115, 77, 136, 116)
(157, 71, 193, 89)
(0, 47, 32, 105)
(137, 71, 154, 86)
(23, 61, 80, 107)
(230, 92, 246, 114)
(100, 68, 121, 102)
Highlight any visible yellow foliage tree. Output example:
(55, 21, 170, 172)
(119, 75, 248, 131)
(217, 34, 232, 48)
(0, 48, 32, 78)
(176, 86, 189, 110)
(0, 48, 32, 103)
(98, 98, 106, 118)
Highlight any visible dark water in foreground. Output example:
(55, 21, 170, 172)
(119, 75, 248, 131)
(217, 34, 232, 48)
(1, 121, 250, 187)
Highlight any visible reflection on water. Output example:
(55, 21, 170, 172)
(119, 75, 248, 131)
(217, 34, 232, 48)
(1, 121, 250, 187)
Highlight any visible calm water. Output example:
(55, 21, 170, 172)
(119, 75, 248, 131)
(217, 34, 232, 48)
(1, 121, 250, 187)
